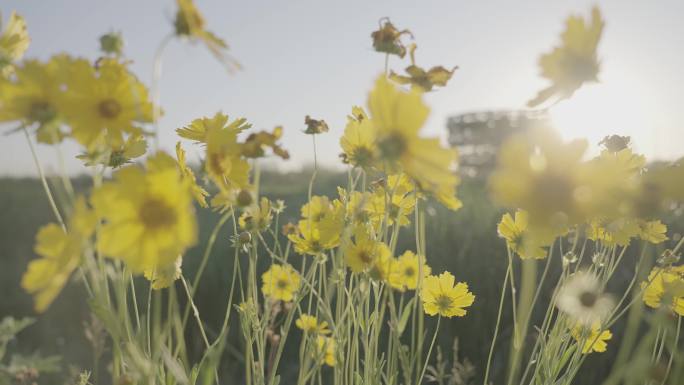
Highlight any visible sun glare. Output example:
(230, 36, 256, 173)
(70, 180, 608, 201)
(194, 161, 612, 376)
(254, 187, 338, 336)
(548, 80, 651, 156)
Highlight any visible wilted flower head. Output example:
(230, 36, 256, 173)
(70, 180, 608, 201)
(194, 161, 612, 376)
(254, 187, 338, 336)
(389, 44, 457, 92)
(99, 31, 124, 56)
(304, 115, 329, 135)
(370, 17, 412, 58)
(556, 271, 614, 325)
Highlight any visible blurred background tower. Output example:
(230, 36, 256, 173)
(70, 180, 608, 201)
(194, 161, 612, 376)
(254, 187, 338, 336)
(447, 110, 551, 178)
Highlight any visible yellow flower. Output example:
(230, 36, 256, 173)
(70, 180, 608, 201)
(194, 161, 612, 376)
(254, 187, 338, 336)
(61, 58, 153, 150)
(143, 256, 182, 290)
(369, 248, 396, 283)
(368, 174, 416, 228)
(205, 119, 250, 191)
(296, 314, 331, 335)
(0, 11, 30, 76)
(21, 197, 96, 312)
(344, 233, 391, 274)
(176, 142, 208, 208)
(176, 112, 250, 143)
(241, 126, 289, 159)
(389, 250, 431, 291)
(390, 44, 457, 92)
(571, 322, 612, 354)
(337, 187, 372, 225)
(0, 56, 71, 142)
(367, 76, 460, 210)
(497, 210, 549, 259)
(315, 336, 336, 367)
(638, 220, 668, 244)
(174, 0, 240, 72)
(340, 106, 376, 169)
(642, 265, 684, 316)
(288, 219, 342, 256)
(262, 264, 301, 302)
(528, 7, 603, 107)
(422, 272, 475, 318)
(239, 197, 273, 232)
(586, 218, 640, 247)
(370, 18, 412, 58)
(91, 152, 197, 272)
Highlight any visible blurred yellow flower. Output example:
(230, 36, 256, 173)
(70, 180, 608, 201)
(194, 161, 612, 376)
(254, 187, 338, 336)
(0, 56, 71, 143)
(143, 256, 182, 290)
(262, 264, 301, 302)
(241, 126, 289, 160)
(174, 0, 240, 72)
(367, 76, 460, 210)
(344, 232, 391, 274)
(422, 272, 475, 318)
(0, 11, 30, 76)
(340, 106, 376, 169)
(315, 336, 336, 367)
(586, 218, 640, 247)
(389, 250, 431, 292)
(61, 58, 153, 150)
(288, 219, 342, 256)
(176, 112, 250, 143)
(571, 322, 612, 354)
(368, 174, 416, 228)
(642, 265, 684, 316)
(176, 142, 208, 208)
(239, 197, 273, 233)
(497, 210, 549, 259)
(528, 7, 603, 107)
(21, 197, 96, 312)
(638, 220, 668, 244)
(296, 314, 331, 335)
(91, 152, 197, 272)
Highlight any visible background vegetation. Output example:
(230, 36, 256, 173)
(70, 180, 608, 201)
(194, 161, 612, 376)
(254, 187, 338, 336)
(2, 168, 680, 384)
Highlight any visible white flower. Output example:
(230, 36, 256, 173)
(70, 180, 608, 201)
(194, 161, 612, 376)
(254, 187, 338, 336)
(556, 271, 614, 325)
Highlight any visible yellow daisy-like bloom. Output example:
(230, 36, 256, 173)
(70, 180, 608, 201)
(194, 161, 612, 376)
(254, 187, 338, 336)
(368, 174, 416, 228)
(0, 11, 30, 76)
(175, 142, 208, 208)
(638, 220, 668, 244)
(296, 314, 331, 335)
(367, 76, 461, 210)
(21, 197, 96, 312)
(528, 7, 603, 107)
(340, 106, 376, 169)
(315, 336, 336, 367)
(77, 133, 147, 168)
(337, 187, 372, 225)
(344, 233, 391, 274)
(239, 197, 273, 233)
(586, 218, 640, 247)
(288, 219, 342, 256)
(174, 0, 240, 72)
(261, 264, 301, 302)
(497, 210, 549, 259)
(91, 152, 197, 273)
(369, 248, 397, 283)
(571, 322, 612, 354)
(187, 113, 249, 191)
(642, 265, 684, 316)
(60, 58, 153, 150)
(389, 250, 431, 292)
(143, 256, 182, 290)
(422, 272, 475, 318)
(0, 56, 72, 143)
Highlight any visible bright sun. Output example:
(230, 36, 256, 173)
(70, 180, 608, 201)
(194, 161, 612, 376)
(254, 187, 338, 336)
(547, 79, 654, 157)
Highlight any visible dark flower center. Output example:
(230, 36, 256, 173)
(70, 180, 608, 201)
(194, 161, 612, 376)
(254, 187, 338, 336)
(98, 99, 122, 119)
(435, 295, 453, 311)
(139, 198, 177, 229)
(579, 291, 598, 308)
(378, 133, 407, 161)
(28, 101, 56, 123)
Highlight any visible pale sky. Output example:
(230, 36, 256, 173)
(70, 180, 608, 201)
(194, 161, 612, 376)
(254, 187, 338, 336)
(1, 0, 683, 176)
